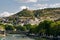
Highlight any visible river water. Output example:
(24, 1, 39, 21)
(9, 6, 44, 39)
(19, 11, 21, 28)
(0, 34, 35, 40)
(0, 34, 60, 40)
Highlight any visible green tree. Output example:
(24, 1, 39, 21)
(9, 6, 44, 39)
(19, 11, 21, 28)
(50, 21, 60, 36)
(36, 20, 53, 35)
(29, 25, 37, 33)
(4, 24, 14, 31)
(24, 24, 32, 30)
(15, 25, 26, 31)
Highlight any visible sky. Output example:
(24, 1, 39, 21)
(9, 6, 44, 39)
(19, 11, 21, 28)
(0, 0, 60, 17)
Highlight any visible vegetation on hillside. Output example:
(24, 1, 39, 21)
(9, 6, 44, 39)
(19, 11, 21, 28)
(0, 8, 60, 37)
(13, 8, 60, 18)
(0, 20, 60, 36)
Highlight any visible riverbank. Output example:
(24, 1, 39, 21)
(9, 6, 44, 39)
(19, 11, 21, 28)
(0, 34, 6, 37)
(0, 30, 60, 39)
(0, 33, 60, 40)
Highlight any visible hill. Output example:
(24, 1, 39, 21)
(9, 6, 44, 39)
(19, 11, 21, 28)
(9, 8, 60, 18)
(0, 8, 60, 25)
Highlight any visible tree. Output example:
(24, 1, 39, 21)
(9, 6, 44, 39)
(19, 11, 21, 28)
(15, 25, 26, 31)
(4, 24, 14, 31)
(56, 21, 60, 35)
(24, 24, 32, 30)
(29, 25, 37, 33)
(50, 21, 60, 36)
(36, 20, 53, 35)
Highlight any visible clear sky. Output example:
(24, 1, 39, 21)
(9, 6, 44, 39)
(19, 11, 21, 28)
(0, 0, 60, 17)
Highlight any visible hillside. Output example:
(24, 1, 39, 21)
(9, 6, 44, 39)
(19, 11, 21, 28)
(0, 8, 60, 25)
(9, 8, 60, 17)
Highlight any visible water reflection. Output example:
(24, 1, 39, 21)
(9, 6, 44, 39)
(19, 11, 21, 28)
(0, 34, 60, 40)
(1, 34, 34, 40)
(35, 38, 60, 40)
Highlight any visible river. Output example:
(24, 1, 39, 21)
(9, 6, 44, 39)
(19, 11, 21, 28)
(0, 34, 60, 40)
(0, 34, 34, 40)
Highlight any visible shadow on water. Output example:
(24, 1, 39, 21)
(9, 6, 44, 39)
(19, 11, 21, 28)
(0, 34, 60, 40)
(35, 38, 60, 40)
